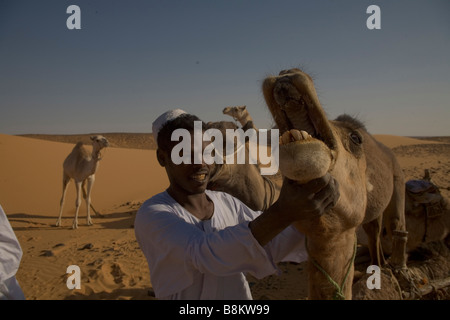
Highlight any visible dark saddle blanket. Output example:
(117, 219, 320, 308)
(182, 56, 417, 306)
(406, 180, 438, 195)
(406, 179, 443, 218)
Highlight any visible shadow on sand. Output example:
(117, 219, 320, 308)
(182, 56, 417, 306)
(8, 210, 138, 231)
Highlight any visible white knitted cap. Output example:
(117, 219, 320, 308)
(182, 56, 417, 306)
(152, 109, 187, 146)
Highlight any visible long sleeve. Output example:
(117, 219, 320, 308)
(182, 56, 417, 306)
(135, 206, 278, 298)
(134, 190, 308, 299)
(0, 205, 23, 283)
(227, 194, 308, 264)
(0, 204, 25, 300)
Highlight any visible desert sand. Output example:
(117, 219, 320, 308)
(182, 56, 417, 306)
(1, 133, 449, 300)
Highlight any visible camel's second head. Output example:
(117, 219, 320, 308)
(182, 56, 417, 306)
(90, 135, 110, 149)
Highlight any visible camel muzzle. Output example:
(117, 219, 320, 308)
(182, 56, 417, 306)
(273, 80, 317, 138)
(264, 70, 337, 152)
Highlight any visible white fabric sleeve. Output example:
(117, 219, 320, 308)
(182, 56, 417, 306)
(227, 195, 308, 264)
(0, 277, 26, 300)
(0, 205, 23, 283)
(134, 207, 278, 298)
(264, 225, 308, 264)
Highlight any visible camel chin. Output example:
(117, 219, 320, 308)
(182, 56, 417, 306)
(279, 131, 332, 184)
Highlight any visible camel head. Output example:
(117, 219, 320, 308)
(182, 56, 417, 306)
(90, 135, 110, 149)
(90, 135, 110, 160)
(222, 106, 248, 120)
(263, 68, 369, 231)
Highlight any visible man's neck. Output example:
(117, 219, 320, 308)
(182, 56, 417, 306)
(167, 187, 214, 220)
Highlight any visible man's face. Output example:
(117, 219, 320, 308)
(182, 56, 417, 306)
(158, 135, 212, 196)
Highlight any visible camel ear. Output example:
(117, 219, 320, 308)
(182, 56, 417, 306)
(90, 136, 95, 141)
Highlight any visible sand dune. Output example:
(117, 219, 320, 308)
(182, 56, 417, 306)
(0, 134, 167, 300)
(373, 134, 444, 149)
(0, 134, 167, 215)
(1, 133, 449, 300)
(20, 133, 156, 150)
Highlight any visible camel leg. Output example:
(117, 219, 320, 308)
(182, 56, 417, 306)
(384, 175, 408, 269)
(85, 175, 95, 226)
(82, 180, 102, 217)
(72, 181, 82, 229)
(363, 215, 386, 266)
(56, 174, 70, 227)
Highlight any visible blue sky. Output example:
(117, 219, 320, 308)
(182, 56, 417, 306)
(1, 0, 449, 136)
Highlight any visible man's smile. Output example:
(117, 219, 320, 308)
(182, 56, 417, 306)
(190, 171, 209, 183)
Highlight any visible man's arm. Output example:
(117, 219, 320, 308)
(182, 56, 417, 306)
(249, 173, 340, 246)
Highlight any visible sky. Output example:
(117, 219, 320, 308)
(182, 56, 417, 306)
(0, 0, 449, 136)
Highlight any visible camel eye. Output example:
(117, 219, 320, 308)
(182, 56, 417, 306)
(349, 132, 362, 145)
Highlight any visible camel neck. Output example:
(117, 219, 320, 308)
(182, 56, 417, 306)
(91, 147, 102, 161)
(239, 113, 252, 127)
(303, 228, 357, 300)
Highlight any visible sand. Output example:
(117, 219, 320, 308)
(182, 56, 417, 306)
(0, 134, 166, 300)
(1, 133, 449, 300)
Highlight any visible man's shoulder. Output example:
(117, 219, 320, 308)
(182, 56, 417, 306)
(137, 191, 174, 215)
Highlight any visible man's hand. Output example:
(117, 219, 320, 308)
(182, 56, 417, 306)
(249, 173, 340, 246)
(276, 173, 340, 221)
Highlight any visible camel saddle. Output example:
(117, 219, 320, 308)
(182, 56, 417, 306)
(406, 179, 443, 218)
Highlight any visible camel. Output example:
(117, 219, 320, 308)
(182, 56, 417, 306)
(205, 121, 282, 211)
(222, 106, 275, 158)
(382, 170, 450, 254)
(56, 135, 109, 229)
(223, 106, 257, 131)
(262, 68, 408, 299)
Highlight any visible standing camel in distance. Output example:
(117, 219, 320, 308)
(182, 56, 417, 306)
(223, 106, 257, 130)
(56, 135, 109, 229)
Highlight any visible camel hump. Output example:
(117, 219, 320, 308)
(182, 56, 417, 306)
(70, 141, 90, 159)
(73, 141, 84, 149)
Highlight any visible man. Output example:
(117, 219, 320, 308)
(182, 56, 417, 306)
(135, 109, 340, 300)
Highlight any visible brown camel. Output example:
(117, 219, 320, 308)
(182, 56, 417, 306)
(223, 106, 257, 130)
(382, 170, 450, 254)
(262, 68, 408, 299)
(205, 121, 282, 211)
(56, 135, 109, 229)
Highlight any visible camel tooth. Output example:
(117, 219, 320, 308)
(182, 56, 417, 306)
(281, 131, 292, 144)
(290, 129, 303, 141)
(300, 130, 311, 139)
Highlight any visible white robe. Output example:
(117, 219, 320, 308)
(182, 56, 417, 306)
(134, 190, 307, 300)
(0, 204, 25, 300)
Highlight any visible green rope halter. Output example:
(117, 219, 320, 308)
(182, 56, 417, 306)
(305, 235, 357, 300)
